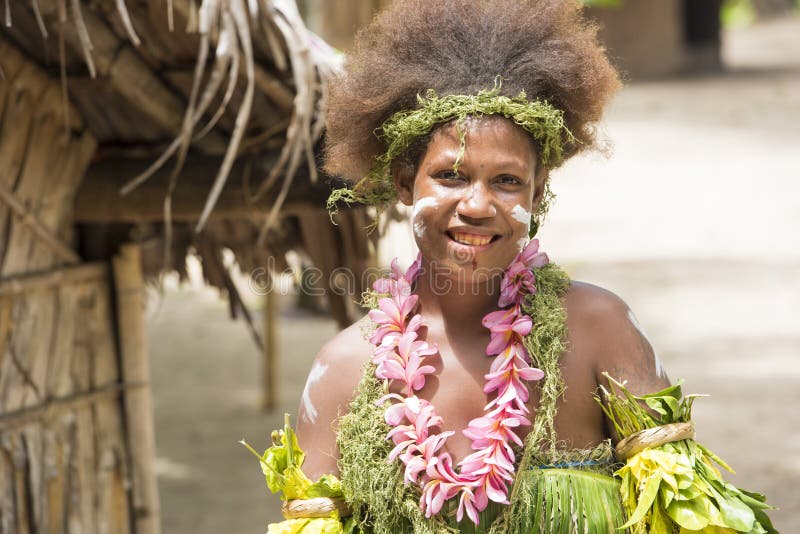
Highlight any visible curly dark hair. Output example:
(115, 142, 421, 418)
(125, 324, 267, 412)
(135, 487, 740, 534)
(324, 0, 620, 182)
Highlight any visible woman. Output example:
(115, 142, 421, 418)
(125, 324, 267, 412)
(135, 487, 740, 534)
(268, 1, 775, 532)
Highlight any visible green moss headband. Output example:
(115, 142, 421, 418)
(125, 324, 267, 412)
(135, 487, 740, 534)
(327, 82, 575, 234)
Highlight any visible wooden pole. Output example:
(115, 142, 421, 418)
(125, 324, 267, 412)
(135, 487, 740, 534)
(112, 244, 160, 534)
(261, 272, 277, 410)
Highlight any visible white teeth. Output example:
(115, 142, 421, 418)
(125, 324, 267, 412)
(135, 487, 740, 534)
(452, 233, 492, 246)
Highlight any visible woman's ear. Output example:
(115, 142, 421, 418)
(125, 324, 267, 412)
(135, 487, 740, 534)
(531, 163, 550, 212)
(392, 160, 415, 206)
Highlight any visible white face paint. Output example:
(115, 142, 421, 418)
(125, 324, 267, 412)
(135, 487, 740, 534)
(300, 361, 328, 424)
(412, 197, 439, 239)
(627, 309, 667, 379)
(516, 237, 529, 252)
(414, 219, 426, 239)
(413, 196, 438, 219)
(510, 204, 532, 225)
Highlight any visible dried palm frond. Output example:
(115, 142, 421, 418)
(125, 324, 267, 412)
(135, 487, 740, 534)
(119, 18, 235, 196)
(254, 0, 343, 245)
(70, 0, 96, 77)
(58, 0, 69, 136)
(115, 0, 141, 46)
(195, 0, 255, 232)
(119, 0, 331, 243)
(167, 0, 175, 31)
(30, 0, 47, 38)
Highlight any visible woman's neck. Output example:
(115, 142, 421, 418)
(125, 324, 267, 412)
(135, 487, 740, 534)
(413, 259, 503, 327)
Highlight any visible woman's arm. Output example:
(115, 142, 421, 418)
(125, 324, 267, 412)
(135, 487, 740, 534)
(295, 318, 373, 481)
(564, 282, 671, 441)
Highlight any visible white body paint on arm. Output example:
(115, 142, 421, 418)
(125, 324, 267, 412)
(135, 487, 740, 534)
(626, 309, 667, 379)
(300, 361, 328, 424)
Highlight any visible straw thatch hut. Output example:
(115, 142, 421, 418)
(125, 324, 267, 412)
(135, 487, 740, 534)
(0, 2, 372, 532)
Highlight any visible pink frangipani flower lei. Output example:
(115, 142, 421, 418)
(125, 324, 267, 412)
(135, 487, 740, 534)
(368, 240, 549, 525)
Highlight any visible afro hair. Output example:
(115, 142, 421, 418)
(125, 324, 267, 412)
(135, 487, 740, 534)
(324, 0, 621, 182)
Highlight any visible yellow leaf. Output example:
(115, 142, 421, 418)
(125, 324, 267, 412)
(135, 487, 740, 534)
(266, 518, 344, 534)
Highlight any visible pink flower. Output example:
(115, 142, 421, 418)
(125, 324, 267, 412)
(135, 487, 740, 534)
(482, 306, 533, 355)
(420, 473, 461, 517)
(463, 406, 531, 448)
(368, 293, 419, 344)
(395, 332, 437, 393)
(487, 342, 528, 375)
(459, 440, 515, 477)
(386, 400, 446, 467)
(498, 239, 548, 307)
(456, 485, 488, 524)
(383, 396, 442, 446)
(380, 394, 409, 425)
(400, 432, 454, 485)
(388, 255, 422, 284)
(373, 255, 421, 293)
(481, 469, 512, 504)
(484, 355, 544, 405)
(372, 276, 394, 294)
(402, 254, 422, 284)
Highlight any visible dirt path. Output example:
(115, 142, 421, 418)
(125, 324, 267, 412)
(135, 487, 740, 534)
(150, 16, 800, 533)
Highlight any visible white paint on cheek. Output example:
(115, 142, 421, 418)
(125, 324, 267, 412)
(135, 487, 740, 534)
(516, 237, 528, 252)
(413, 197, 438, 219)
(414, 219, 426, 239)
(300, 361, 328, 424)
(627, 309, 667, 378)
(510, 204, 532, 226)
(412, 197, 438, 239)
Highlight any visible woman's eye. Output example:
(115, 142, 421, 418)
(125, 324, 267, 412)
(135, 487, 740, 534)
(435, 170, 463, 181)
(497, 175, 522, 186)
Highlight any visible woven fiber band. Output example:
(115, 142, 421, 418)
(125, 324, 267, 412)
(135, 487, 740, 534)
(615, 422, 695, 461)
(282, 497, 351, 519)
(614, 422, 694, 460)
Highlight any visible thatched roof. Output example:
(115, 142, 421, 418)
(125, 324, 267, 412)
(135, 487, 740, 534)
(0, 0, 374, 329)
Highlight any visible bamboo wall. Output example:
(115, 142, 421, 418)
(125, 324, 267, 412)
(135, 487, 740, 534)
(0, 39, 149, 533)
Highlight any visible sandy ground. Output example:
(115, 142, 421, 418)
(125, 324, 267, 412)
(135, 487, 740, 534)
(149, 17, 800, 533)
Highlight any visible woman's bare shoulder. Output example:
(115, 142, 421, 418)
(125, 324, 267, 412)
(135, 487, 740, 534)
(314, 315, 374, 374)
(295, 316, 374, 479)
(302, 315, 374, 414)
(562, 280, 671, 395)
(563, 280, 628, 319)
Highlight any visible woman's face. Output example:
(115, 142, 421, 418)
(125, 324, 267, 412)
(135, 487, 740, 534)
(396, 116, 545, 279)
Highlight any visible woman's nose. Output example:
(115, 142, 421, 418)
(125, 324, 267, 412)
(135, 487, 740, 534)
(456, 182, 496, 220)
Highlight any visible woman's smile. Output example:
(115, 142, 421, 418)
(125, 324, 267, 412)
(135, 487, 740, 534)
(447, 231, 498, 247)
